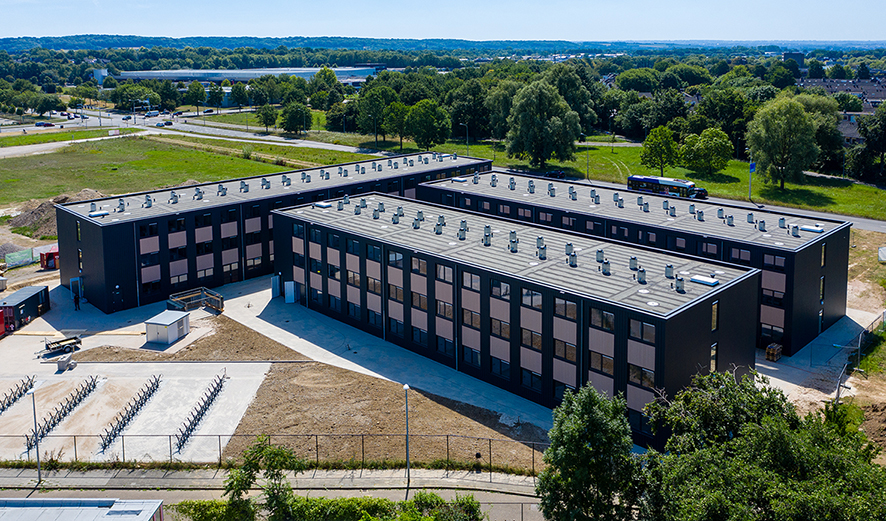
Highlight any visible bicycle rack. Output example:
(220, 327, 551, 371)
(25, 376, 98, 451)
(0, 375, 35, 416)
(99, 375, 161, 450)
(174, 371, 226, 452)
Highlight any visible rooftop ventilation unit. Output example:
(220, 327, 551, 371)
(509, 177, 516, 190)
(337, 201, 344, 211)
(643, 202, 649, 212)
(417, 210, 424, 221)
(437, 215, 445, 226)
(637, 196, 643, 205)
(360, 198, 367, 208)
(791, 225, 800, 237)
(568, 251, 577, 267)
(482, 233, 491, 246)
(613, 192, 620, 202)
(747, 212, 754, 223)
(315, 202, 332, 209)
(689, 204, 695, 214)
(630, 256, 638, 270)
(90, 202, 96, 212)
(393, 163, 398, 169)
(596, 249, 604, 262)
(452, 177, 468, 183)
(373, 209, 379, 220)
(193, 188, 203, 200)
(459, 219, 468, 231)
(343, 168, 349, 177)
(301, 172, 307, 181)
(676, 277, 685, 292)
(305, 174, 311, 183)
(320, 169, 326, 178)
(638, 268, 647, 284)
(548, 183, 555, 196)
(569, 189, 577, 201)
(409, 160, 414, 167)
(457, 228, 466, 240)
(397, 206, 404, 216)
(690, 275, 720, 286)
(378, 202, 385, 213)
(538, 244, 546, 260)
(508, 238, 519, 253)
(169, 191, 179, 204)
(218, 184, 227, 196)
(239, 181, 249, 193)
(727, 215, 734, 226)
(341, 166, 346, 175)
(779, 217, 786, 228)
(697, 210, 704, 221)
(590, 189, 597, 199)
(565, 242, 574, 255)
(473, 173, 480, 184)
(594, 195, 601, 204)
(343, 195, 350, 204)
(617, 198, 624, 208)
(669, 206, 676, 217)
(484, 225, 492, 237)
(717, 208, 725, 219)
(509, 230, 517, 242)
(262, 178, 270, 189)
(663, 200, 669, 210)
(378, 164, 383, 171)
(413, 217, 421, 229)
(355, 206, 361, 215)
(324, 171, 330, 180)
(282, 175, 291, 186)
(423, 157, 429, 165)
(536, 236, 545, 248)
(491, 174, 498, 187)
(801, 224, 824, 233)
(453, 153, 458, 160)
(116, 199, 126, 212)
(392, 214, 400, 224)
(88, 210, 109, 218)
(371, 162, 377, 170)
(759, 220, 766, 231)
(665, 264, 674, 278)
(602, 259, 611, 275)
(360, 166, 366, 175)
(528, 180, 535, 193)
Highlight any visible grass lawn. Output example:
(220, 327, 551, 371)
(0, 136, 282, 205)
(204, 109, 326, 131)
(0, 128, 141, 148)
(157, 135, 376, 165)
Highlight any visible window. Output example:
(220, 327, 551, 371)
(522, 369, 542, 392)
(730, 248, 751, 263)
(491, 318, 510, 340)
(491, 357, 510, 380)
(327, 233, 340, 249)
(412, 327, 428, 346)
(293, 223, 305, 238)
(411, 258, 427, 275)
(629, 319, 656, 344)
(554, 339, 577, 362)
(590, 351, 614, 375)
(348, 302, 361, 319)
(463, 272, 480, 291)
(328, 295, 341, 312)
(463, 309, 481, 329)
(78, 249, 83, 271)
(763, 254, 786, 270)
(561, 216, 575, 228)
(710, 342, 718, 372)
(820, 276, 825, 304)
(411, 292, 428, 311)
(463, 347, 480, 367)
(327, 264, 341, 280)
(521, 328, 542, 351)
(197, 268, 213, 279)
(436, 265, 453, 283)
(309, 228, 321, 243)
(590, 308, 615, 331)
(436, 301, 454, 320)
(491, 279, 510, 300)
(368, 310, 383, 328)
(141, 280, 161, 294)
(388, 251, 404, 268)
(221, 236, 238, 250)
(436, 337, 455, 357)
(711, 301, 719, 332)
(554, 381, 575, 402)
(762, 289, 784, 307)
(821, 243, 827, 267)
(389, 318, 404, 337)
(518, 208, 532, 220)
(196, 241, 213, 255)
(222, 208, 238, 224)
(196, 213, 212, 228)
(521, 289, 542, 310)
(498, 204, 510, 216)
(367, 277, 382, 295)
(245, 231, 262, 245)
(309, 258, 322, 274)
(139, 223, 158, 238)
(310, 287, 323, 304)
(168, 218, 185, 233)
(223, 262, 239, 273)
(629, 364, 655, 389)
(367, 245, 382, 262)
(586, 221, 595, 232)
(245, 256, 261, 268)
(388, 284, 404, 303)
(76, 221, 81, 241)
(347, 270, 360, 287)
(675, 237, 686, 250)
(293, 253, 305, 268)
(481, 201, 491, 211)
(645, 231, 657, 245)
(761, 324, 785, 343)
(699, 242, 718, 257)
(554, 298, 577, 320)
(346, 238, 360, 255)
(169, 246, 187, 261)
(539, 212, 552, 223)
(140, 252, 159, 267)
(170, 274, 188, 285)
(628, 410, 653, 435)
(245, 204, 261, 219)
(462, 197, 472, 208)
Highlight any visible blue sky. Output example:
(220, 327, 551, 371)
(5, 0, 886, 42)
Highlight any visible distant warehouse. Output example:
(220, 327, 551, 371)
(417, 173, 850, 356)
(55, 153, 491, 314)
(272, 195, 760, 445)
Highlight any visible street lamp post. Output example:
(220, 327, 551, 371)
(609, 109, 618, 153)
(459, 123, 469, 156)
(26, 388, 41, 485)
(403, 384, 410, 488)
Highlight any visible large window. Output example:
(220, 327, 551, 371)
(463, 347, 480, 367)
(169, 246, 187, 261)
(710, 342, 718, 372)
(367, 245, 382, 262)
(711, 301, 719, 332)
(590, 351, 614, 375)
(348, 302, 361, 319)
(522, 369, 542, 393)
(821, 243, 827, 267)
(328, 295, 341, 312)
(327, 233, 340, 249)
(491, 318, 510, 340)
(168, 217, 185, 233)
(388, 284, 404, 302)
(554, 381, 575, 402)
(346, 238, 360, 255)
(388, 251, 404, 268)
(463, 309, 481, 329)
(590, 308, 615, 331)
(761, 324, 785, 344)
(554, 339, 577, 362)
(629, 319, 656, 344)
(491, 279, 510, 300)
(412, 327, 428, 346)
(436, 301, 454, 320)
(522, 288, 542, 310)
(309, 228, 321, 243)
(629, 364, 655, 389)
(367, 277, 382, 295)
(292, 223, 305, 238)
(138, 222, 158, 238)
(196, 241, 214, 255)
(436, 265, 453, 283)
(491, 357, 510, 380)
(368, 310, 383, 328)
(411, 292, 428, 311)
(347, 270, 360, 287)
(463, 272, 480, 291)
(763, 254, 786, 270)
(820, 276, 825, 304)
(762, 289, 785, 307)
(327, 264, 341, 281)
(554, 298, 577, 320)
(436, 337, 455, 357)
(196, 213, 212, 228)
(730, 248, 751, 264)
(309, 258, 322, 274)
(388, 318, 404, 337)
(411, 258, 427, 275)
(521, 328, 542, 351)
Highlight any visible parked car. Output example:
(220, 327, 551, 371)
(203, 109, 213, 114)
(81, 115, 89, 119)
(544, 170, 566, 179)
(173, 111, 183, 116)
(60, 112, 68, 116)
(44, 123, 55, 127)
(161, 110, 170, 115)
(67, 116, 75, 120)
(164, 121, 173, 126)
(34, 122, 46, 127)
(155, 122, 165, 127)
(122, 115, 132, 121)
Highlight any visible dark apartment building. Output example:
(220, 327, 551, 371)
(272, 195, 760, 445)
(55, 153, 491, 313)
(416, 173, 850, 356)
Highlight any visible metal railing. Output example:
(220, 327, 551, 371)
(167, 287, 224, 312)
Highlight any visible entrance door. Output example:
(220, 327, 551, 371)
(70, 277, 83, 299)
(111, 290, 122, 313)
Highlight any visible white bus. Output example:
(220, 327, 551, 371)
(145, 110, 160, 117)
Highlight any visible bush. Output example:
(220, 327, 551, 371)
(170, 500, 255, 521)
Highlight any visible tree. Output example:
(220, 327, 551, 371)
(325, 101, 358, 133)
(406, 99, 450, 150)
(357, 86, 398, 144)
(828, 64, 851, 80)
(280, 101, 311, 134)
(506, 80, 580, 168)
(766, 66, 796, 89)
(445, 78, 489, 139)
(231, 82, 249, 111)
(747, 97, 819, 189)
(537, 386, 639, 521)
(184, 80, 206, 115)
(207, 83, 224, 112)
(484, 80, 522, 142)
(256, 104, 278, 132)
(697, 87, 751, 155)
(383, 101, 410, 151)
(544, 64, 598, 132)
(857, 104, 886, 179)
(102, 76, 117, 89)
(834, 91, 863, 112)
(680, 128, 734, 175)
(640, 126, 679, 176)
(615, 68, 660, 92)
(807, 59, 825, 79)
(857, 62, 872, 80)
(223, 435, 307, 521)
(34, 94, 65, 115)
(782, 58, 801, 78)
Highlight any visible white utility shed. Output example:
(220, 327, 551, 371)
(145, 310, 190, 344)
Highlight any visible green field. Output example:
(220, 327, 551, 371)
(160, 135, 376, 164)
(203, 109, 325, 130)
(0, 128, 141, 148)
(0, 136, 282, 205)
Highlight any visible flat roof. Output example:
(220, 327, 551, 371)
(0, 498, 162, 520)
(423, 173, 850, 251)
(277, 195, 756, 317)
(146, 310, 190, 326)
(0, 286, 46, 307)
(58, 153, 488, 225)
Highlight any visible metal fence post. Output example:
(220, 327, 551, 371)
(446, 435, 450, 468)
(73, 436, 77, 462)
(315, 435, 319, 466)
(531, 442, 535, 477)
(122, 435, 125, 463)
(489, 438, 493, 482)
(361, 434, 365, 469)
(218, 435, 222, 467)
(169, 436, 172, 462)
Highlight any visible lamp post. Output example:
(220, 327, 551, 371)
(26, 387, 41, 485)
(403, 383, 410, 488)
(459, 123, 469, 156)
(609, 109, 618, 154)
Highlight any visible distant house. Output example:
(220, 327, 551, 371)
(783, 52, 806, 67)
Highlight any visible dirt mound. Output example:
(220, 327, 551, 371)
(7, 188, 106, 238)
(862, 403, 886, 447)
(0, 242, 25, 257)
